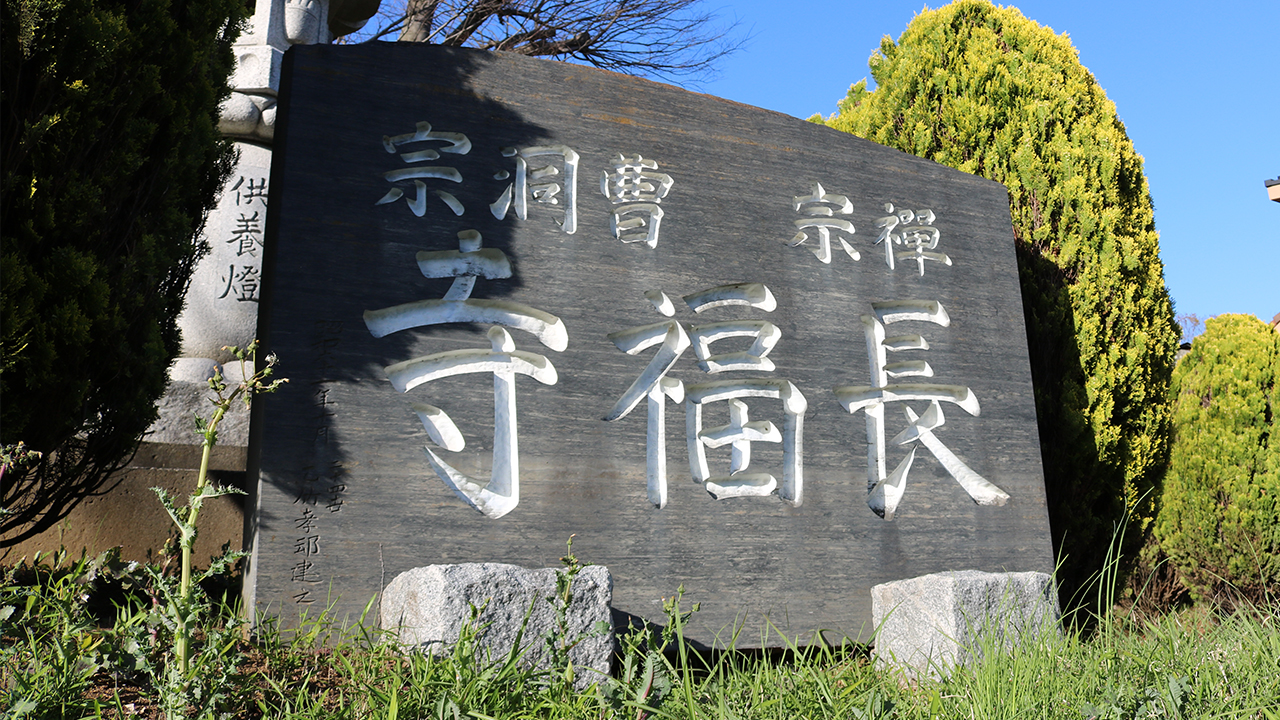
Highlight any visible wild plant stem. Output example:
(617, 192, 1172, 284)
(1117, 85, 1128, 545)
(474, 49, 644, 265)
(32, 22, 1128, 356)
(671, 594, 696, 720)
(158, 342, 283, 713)
(177, 402, 226, 676)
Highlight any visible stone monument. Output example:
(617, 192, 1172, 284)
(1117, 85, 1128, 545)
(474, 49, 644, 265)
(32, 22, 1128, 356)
(245, 43, 1055, 646)
(148, 0, 379, 446)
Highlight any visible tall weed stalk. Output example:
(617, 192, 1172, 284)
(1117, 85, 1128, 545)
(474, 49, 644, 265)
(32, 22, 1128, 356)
(153, 341, 284, 715)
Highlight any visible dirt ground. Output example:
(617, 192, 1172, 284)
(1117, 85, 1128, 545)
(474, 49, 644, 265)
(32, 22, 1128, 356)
(2, 442, 249, 565)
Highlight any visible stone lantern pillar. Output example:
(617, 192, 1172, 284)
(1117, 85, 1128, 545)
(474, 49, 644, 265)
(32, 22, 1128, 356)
(149, 0, 380, 446)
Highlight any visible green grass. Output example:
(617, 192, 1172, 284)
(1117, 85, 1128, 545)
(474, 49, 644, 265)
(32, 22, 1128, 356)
(3, 550, 1278, 719)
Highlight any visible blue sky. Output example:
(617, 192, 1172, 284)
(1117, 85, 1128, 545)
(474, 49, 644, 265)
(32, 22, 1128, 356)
(690, 0, 1279, 328)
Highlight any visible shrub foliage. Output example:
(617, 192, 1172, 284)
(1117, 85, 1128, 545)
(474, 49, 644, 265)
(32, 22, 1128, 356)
(817, 0, 1180, 601)
(1156, 314, 1279, 606)
(1, 0, 244, 543)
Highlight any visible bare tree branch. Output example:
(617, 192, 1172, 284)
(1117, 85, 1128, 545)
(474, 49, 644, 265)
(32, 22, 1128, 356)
(399, 0, 439, 42)
(342, 0, 743, 83)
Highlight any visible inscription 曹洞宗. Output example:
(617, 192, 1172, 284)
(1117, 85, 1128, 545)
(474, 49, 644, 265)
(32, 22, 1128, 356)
(600, 154, 675, 248)
(376, 121, 471, 217)
(491, 145, 580, 234)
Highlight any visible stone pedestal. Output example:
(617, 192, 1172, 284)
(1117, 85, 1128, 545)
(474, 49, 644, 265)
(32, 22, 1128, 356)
(381, 563, 616, 688)
(1, 443, 248, 565)
(871, 570, 1059, 678)
(147, 141, 268, 447)
(146, 362, 252, 446)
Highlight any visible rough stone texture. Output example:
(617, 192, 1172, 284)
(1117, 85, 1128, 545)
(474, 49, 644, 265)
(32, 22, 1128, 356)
(872, 570, 1059, 678)
(174, 140, 273, 365)
(219, 0, 344, 142)
(380, 563, 615, 688)
(146, 364, 252, 447)
(247, 43, 1054, 646)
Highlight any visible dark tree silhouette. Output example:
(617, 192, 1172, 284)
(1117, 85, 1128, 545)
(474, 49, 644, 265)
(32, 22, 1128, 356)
(1, 0, 244, 545)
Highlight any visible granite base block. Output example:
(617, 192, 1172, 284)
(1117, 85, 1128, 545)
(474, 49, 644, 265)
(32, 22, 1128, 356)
(380, 563, 615, 688)
(871, 569, 1059, 678)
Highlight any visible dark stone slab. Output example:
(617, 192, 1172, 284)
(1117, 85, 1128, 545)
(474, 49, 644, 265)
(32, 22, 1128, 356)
(245, 43, 1053, 646)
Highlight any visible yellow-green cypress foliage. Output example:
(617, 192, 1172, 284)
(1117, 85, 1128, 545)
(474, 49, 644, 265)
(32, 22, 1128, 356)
(819, 0, 1179, 601)
(1157, 315, 1279, 606)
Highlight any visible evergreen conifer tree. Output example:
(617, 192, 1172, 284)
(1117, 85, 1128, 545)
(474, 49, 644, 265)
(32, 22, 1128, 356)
(1157, 314, 1278, 606)
(817, 0, 1180, 605)
(1, 0, 245, 542)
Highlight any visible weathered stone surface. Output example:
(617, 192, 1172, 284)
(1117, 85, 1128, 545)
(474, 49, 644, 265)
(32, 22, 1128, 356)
(159, 0, 377, 437)
(174, 141, 273, 365)
(380, 563, 615, 688)
(146, 368, 251, 447)
(871, 569, 1059, 678)
(246, 43, 1055, 646)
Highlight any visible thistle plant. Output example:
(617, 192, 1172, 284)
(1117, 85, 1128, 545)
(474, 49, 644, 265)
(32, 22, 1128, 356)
(0, 442, 44, 519)
(152, 341, 285, 709)
(545, 534, 591, 689)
